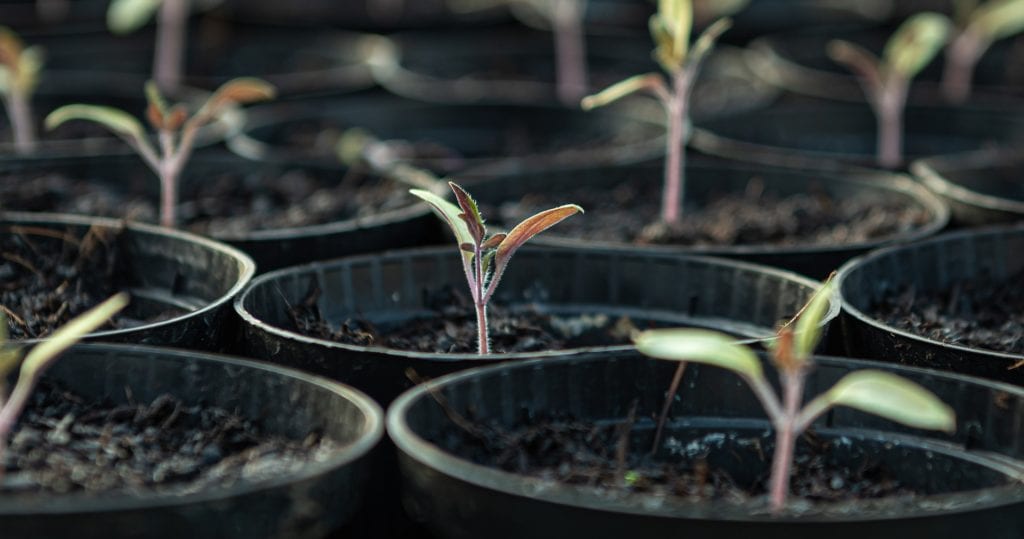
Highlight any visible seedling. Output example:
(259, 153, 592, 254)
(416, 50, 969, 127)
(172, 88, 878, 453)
(0, 27, 43, 155)
(635, 278, 955, 513)
(580, 0, 735, 224)
(0, 293, 128, 465)
(827, 13, 951, 168)
(410, 182, 582, 355)
(107, 0, 195, 92)
(942, 0, 1024, 103)
(44, 77, 276, 228)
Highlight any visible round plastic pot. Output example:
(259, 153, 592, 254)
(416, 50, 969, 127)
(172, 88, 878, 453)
(0, 343, 382, 539)
(745, 26, 1024, 104)
(228, 94, 664, 180)
(211, 0, 506, 30)
(464, 158, 949, 279)
(837, 224, 1024, 385)
(388, 351, 1024, 539)
(3, 212, 254, 350)
(234, 245, 838, 406)
(375, 29, 777, 116)
(912, 149, 1024, 226)
(691, 100, 1024, 171)
(0, 152, 441, 272)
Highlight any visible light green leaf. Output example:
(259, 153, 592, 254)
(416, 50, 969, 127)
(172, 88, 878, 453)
(0, 313, 19, 380)
(687, 17, 732, 67)
(581, 73, 665, 110)
(792, 277, 837, 361)
(107, 0, 163, 34)
(45, 104, 146, 140)
(666, 0, 692, 62)
(409, 188, 475, 265)
(823, 370, 956, 433)
(20, 293, 129, 379)
(883, 12, 952, 79)
(635, 328, 765, 383)
(970, 0, 1024, 42)
(145, 80, 168, 116)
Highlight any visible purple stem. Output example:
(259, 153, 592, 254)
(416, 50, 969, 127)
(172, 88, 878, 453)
(553, 0, 588, 105)
(153, 0, 187, 93)
(662, 68, 692, 223)
(768, 370, 806, 513)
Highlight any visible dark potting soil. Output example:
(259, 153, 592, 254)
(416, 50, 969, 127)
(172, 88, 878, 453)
(0, 166, 410, 237)
(1, 381, 334, 496)
(288, 284, 643, 353)
(1, 223, 180, 339)
(870, 269, 1024, 355)
(495, 179, 930, 247)
(434, 411, 913, 506)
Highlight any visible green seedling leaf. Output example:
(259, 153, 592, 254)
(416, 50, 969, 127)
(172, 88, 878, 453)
(409, 188, 475, 265)
(0, 313, 20, 380)
(820, 370, 956, 433)
(687, 17, 732, 66)
(635, 328, 765, 383)
(494, 204, 582, 269)
(449, 182, 486, 244)
(145, 80, 169, 116)
(658, 0, 692, 62)
(20, 293, 129, 379)
(581, 73, 664, 110)
(970, 0, 1024, 41)
(792, 276, 837, 362)
(883, 12, 952, 79)
(45, 104, 146, 140)
(107, 0, 163, 34)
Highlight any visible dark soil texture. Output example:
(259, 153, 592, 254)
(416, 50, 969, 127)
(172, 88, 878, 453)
(1, 381, 334, 496)
(1, 223, 177, 339)
(434, 411, 914, 506)
(495, 180, 930, 247)
(0, 165, 410, 238)
(288, 284, 644, 353)
(871, 270, 1024, 354)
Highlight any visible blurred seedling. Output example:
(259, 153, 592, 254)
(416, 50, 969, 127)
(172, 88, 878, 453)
(0, 27, 43, 155)
(943, 0, 1024, 103)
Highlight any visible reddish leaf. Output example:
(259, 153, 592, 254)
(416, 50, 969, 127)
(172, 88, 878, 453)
(481, 233, 506, 250)
(495, 204, 582, 269)
(449, 182, 486, 244)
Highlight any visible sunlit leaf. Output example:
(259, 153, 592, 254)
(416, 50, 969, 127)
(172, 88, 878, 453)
(145, 80, 168, 116)
(409, 188, 475, 266)
(970, 0, 1024, 42)
(449, 182, 486, 244)
(0, 26, 24, 69)
(635, 328, 766, 383)
(688, 17, 732, 66)
(494, 204, 582, 270)
(207, 77, 277, 108)
(821, 370, 956, 433)
(45, 104, 146, 140)
(883, 12, 952, 79)
(581, 73, 664, 110)
(792, 276, 837, 362)
(20, 293, 129, 379)
(107, 0, 162, 34)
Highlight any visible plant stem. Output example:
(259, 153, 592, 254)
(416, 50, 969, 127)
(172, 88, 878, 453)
(159, 164, 178, 228)
(474, 248, 489, 355)
(553, 0, 588, 105)
(5, 87, 36, 155)
(0, 377, 38, 474)
(942, 30, 985, 104)
(153, 0, 187, 93)
(769, 370, 806, 513)
(874, 77, 908, 169)
(662, 68, 691, 223)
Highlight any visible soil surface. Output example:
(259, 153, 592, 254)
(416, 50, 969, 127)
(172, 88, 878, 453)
(1, 223, 179, 339)
(0, 166, 410, 238)
(288, 284, 645, 353)
(871, 269, 1024, 354)
(1, 381, 334, 496)
(434, 411, 914, 505)
(494, 180, 930, 247)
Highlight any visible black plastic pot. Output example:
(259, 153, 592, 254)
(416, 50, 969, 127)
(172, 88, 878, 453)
(375, 29, 777, 116)
(745, 26, 1024, 104)
(0, 152, 441, 272)
(388, 351, 1024, 538)
(2, 212, 254, 350)
(0, 343, 382, 539)
(234, 245, 838, 406)
(837, 225, 1024, 385)
(692, 99, 1024, 171)
(912, 149, 1024, 226)
(0, 0, 107, 31)
(464, 158, 949, 279)
(211, 0, 507, 30)
(228, 93, 664, 179)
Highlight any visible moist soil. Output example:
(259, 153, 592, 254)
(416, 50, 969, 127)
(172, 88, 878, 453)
(1, 223, 179, 339)
(0, 166, 410, 238)
(871, 269, 1024, 355)
(288, 284, 644, 353)
(1, 381, 333, 496)
(494, 180, 930, 247)
(431, 411, 914, 506)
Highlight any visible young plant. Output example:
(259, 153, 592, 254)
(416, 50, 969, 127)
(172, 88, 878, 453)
(410, 182, 582, 355)
(942, 0, 1024, 103)
(44, 77, 276, 228)
(635, 278, 955, 513)
(0, 27, 44, 155)
(827, 13, 951, 168)
(107, 0, 193, 92)
(580, 0, 735, 224)
(0, 293, 129, 464)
